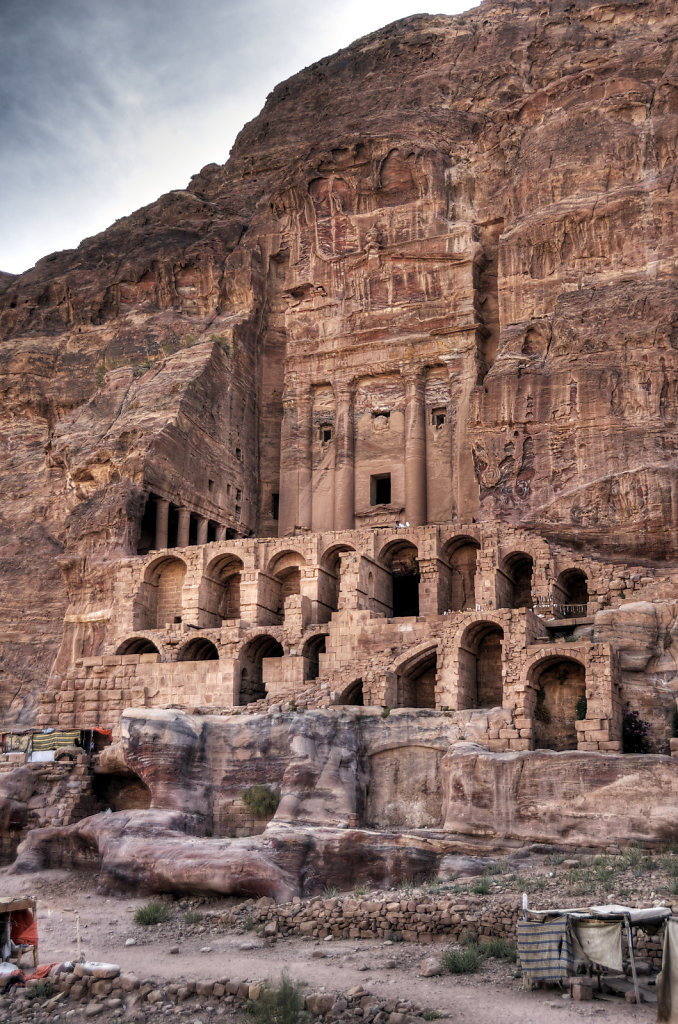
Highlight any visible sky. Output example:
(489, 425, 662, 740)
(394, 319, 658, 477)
(0, 0, 478, 276)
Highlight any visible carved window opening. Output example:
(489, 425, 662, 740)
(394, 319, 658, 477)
(208, 479, 214, 492)
(320, 424, 332, 444)
(234, 505, 241, 521)
(371, 473, 391, 506)
(432, 408, 446, 428)
(371, 409, 390, 431)
(235, 447, 242, 461)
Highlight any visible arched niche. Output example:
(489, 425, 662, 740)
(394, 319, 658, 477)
(529, 656, 586, 751)
(379, 540, 420, 618)
(199, 554, 244, 627)
(498, 551, 533, 609)
(178, 637, 219, 661)
(337, 679, 364, 706)
(319, 543, 356, 613)
(238, 634, 284, 705)
(554, 569, 589, 617)
(302, 633, 328, 681)
(115, 637, 160, 656)
(457, 621, 504, 709)
(441, 535, 480, 612)
(267, 550, 307, 620)
(396, 645, 437, 709)
(133, 556, 187, 630)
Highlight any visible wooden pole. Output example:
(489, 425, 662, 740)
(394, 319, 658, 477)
(625, 915, 640, 1005)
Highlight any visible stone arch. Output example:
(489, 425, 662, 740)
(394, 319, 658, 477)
(302, 632, 328, 681)
(441, 535, 480, 612)
(394, 643, 438, 709)
(498, 551, 533, 609)
(378, 539, 420, 618)
(178, 637, 219, 661)
(237, 634, 284, 705)
(199, 553, 244, 627)
(337, 679, 364, 706)
(527, 654, 586, 751)
(267, 550, 307, 617)
(134, 555, 187, 630)
(457, 620, 504, 709)
(115, 637, 160, 656)
(554, 569, 589, 617)
(320, 543, 356, 612)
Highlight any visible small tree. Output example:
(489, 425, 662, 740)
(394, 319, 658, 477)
(622, 710, 650, 754)
(241, 784, 280, 818)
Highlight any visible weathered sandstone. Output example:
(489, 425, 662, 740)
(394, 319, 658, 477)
(1, 0, 678, 725)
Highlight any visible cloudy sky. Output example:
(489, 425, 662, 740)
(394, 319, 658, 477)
(0, 0, 477, 276)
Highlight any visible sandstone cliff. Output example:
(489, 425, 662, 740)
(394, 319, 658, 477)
(1, 0, 678, 722)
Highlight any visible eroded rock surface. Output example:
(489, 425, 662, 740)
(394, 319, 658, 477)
(13, 707, 678, 896)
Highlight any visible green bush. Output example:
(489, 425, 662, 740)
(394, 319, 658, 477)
(471, 877, 491, 895)
(184, 909, 203, 924)
(251, 971, 305, 1024)
(241, 784, 280, 818)
(134, 901, 170, 926)
(441, 946, 483, 974)
(622, 710, 650, 753)
(27, 979, 53, 1000)
(482, 937, 517, 962)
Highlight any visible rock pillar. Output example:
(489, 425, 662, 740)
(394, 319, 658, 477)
(404, 368, 427, 526)
(177, 507, 191, 548)
(197, 516, 208, 545)
(215, 524, 227, 541)
(333, 378, 355, 530)
(155, 498, 169, 550)
(279, 385, 312, 536)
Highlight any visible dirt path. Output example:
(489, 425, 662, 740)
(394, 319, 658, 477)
(1, 867, 656, 1024)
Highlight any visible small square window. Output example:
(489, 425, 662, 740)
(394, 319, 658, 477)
(370, 473, 391, 506)
(432, 408, 446, 428)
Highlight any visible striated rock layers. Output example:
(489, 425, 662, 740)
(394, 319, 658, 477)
(1, 0, 678, 723)
(14, 707, 678, 896)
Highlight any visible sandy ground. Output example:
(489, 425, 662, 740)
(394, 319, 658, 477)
(0, 866, 657, 1024)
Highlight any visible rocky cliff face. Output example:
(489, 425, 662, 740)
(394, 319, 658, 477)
(14, 707, 678, 895)
(1, 0, 678, 722)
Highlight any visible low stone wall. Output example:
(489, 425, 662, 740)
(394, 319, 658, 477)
(219, 892, 665, 967)
(0, 963, 428, 1024)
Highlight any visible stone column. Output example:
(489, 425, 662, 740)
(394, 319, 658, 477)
(333, 377, 355, 530)
(404, 367, 427, 527)
(197, 516, 208, 546)
(215, 524, 227, 541)
(155, 498, 169, 550)
(278, 385, 312, 536)
(177, 507, 191, 548)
